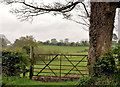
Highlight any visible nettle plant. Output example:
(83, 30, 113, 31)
(98, 53, 116, 75)
(2, 51, 30, 76)
(94, 50, 118, 76)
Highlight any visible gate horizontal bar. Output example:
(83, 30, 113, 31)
(35, 64, 87, 67)
(35, 60, 87, 62)
(34, 54, 88, 56)
(34, 71, 88, 75)
(34, 68, 88, 71)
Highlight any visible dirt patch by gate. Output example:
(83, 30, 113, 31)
(33, 74, 82, 82)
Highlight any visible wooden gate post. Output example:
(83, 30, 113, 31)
(30, 46, 34, 79)
(60, 55, 62, 79)
(23, 66, 26, 77)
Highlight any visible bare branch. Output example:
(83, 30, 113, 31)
(4, 0, 90, 31)
(81, 2, 89, 17)
(21, 1, 80, 13)
(68, 18, 89, 27)
(82, 18, 90, 26)
(81, 26, 89, 31)
(20, 0, 90, 16)
(5, 0, 89, 17)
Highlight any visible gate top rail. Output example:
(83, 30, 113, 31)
(34, 54, 88, 56)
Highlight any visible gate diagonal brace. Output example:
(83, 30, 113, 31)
(38, 56, 57, 77)
(65, 55, 87, 77)
(36, 54, 59, 76)
(64, 55, 85, 77)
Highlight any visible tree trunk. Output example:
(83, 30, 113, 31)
(88, 2, 117, 75)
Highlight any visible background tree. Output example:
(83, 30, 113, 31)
(43, 40, 50, 45)
(51, 38, 58, 45)
(57, 40, 65, 46)
(3, 0, 120, 75)
(0, 34, 11, 48)
(37, 41, 43, 45)
(13, 35, 38, 47)
(81, 40, 89, 46)
(13, 35, 38, 54)
(64, 38, 69, 46)
(1, 38, 7, 48)
(76, 42, 80, 46)
(70, 42, 76, 46)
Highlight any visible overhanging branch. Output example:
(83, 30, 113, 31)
(5, 0, 90, 25)
(20, 0, 89, 17)
(22, 1, 80, 12)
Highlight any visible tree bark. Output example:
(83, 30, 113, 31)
(88, 2, 117, 75)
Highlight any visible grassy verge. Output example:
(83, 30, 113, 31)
(2, 76, 78, 86)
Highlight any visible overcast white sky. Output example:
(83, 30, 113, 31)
(0, 2, 90, 43)
(0, 0, 119, 43)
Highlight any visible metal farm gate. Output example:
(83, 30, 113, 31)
(29, 47, 89, 81)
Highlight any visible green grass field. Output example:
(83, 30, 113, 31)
(38, 45, 89, 54)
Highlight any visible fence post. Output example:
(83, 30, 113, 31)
(30, 46, 34, 79)
(60, 55, 62, 79)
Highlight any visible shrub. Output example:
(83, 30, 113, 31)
(93, 50, 118, 77)
(98, 55, 116, 75)
(2, 50, 30, 76)
(76, 75, 119, 86)
(94, 46, 120, 76)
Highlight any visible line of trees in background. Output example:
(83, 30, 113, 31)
(13, 35, 89, 47)
(38, 38, 89, 46)
(1, 34, 119, 49)
(0, 34, 89, 48)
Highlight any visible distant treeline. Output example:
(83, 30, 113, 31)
(1, 35, 90, 49)
(37, 38, 89, 46)
(1, 34, 119, 49)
